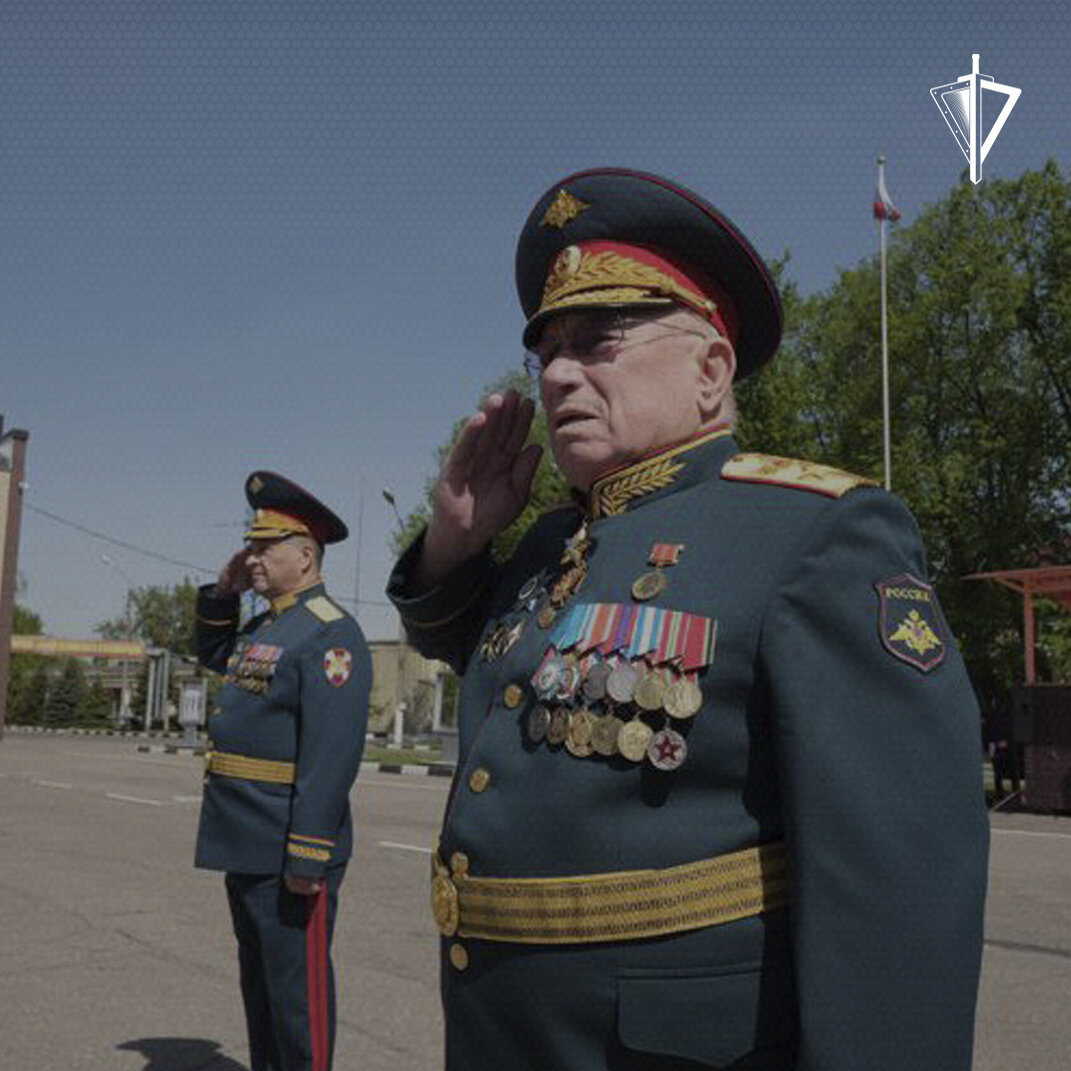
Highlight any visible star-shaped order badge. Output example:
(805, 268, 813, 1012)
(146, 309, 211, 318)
(323, 647, 353, 687)
(876, 574, 946, 672)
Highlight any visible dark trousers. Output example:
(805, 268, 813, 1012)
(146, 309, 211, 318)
(225, 868, 345, 1071)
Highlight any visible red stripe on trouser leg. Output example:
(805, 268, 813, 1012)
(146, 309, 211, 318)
(306, 886, 329, 1071)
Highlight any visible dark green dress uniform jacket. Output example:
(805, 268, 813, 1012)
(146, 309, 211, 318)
(388, 429, 988, 1071)
(194, 582, 371, 880)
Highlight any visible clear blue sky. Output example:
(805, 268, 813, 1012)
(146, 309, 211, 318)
(3, 0, 1067, 641)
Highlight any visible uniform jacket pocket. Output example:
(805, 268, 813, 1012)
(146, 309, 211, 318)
(617, 960, 797, 1068)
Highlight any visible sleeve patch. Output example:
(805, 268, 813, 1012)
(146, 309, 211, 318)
(876, 574, 947, 672)
(306, 595, 344, 622)
(721, 453, 875, 498)
(324, 647, 353, 686)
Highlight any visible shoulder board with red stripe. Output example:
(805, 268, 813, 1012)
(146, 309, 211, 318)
(721, 453, 876, 499)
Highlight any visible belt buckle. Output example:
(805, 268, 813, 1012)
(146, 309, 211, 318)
(431, 851, 469, 937)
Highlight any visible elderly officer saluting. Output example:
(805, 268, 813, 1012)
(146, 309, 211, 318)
(388, 169, 988, 1070)
(195, 471, 371, 1071)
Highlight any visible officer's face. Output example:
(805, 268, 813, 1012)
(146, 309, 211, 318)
(534, 307, 735, 490)
(245, 536, 315, 599)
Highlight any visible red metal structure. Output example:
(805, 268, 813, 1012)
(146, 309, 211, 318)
(965, 565, 1071, 685)
(967, 565, 1071, 812)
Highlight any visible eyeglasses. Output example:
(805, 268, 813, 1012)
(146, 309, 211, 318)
(522, 310, 713, 381)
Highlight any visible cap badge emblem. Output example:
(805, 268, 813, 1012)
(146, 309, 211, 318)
(540, 189, 590, 229)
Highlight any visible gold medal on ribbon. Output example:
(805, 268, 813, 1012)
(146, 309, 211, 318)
(591, 714, 622, 757)
(565, 708, 594, 758)
(618, 719, 654, 763)
(631, 570, 667, 602)
(664, 676, 703, 720)
(633, 668, 667, 712)
(546, 708, 568, 746)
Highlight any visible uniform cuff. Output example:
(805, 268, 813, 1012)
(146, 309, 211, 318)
(386, 530, 493, 632)
(196, 584, 240, 624)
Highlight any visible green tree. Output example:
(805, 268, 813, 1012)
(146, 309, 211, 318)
(79, 678, 114, 727)
(397, 165, 1071, 700)
(11, 661, 52, 726)
(5, 604, 47, 723)
(43, 658, 86, 727)
(741, 163, 1071, 697)
(96, 578, 198, 656)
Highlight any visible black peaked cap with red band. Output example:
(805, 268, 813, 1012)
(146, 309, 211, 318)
(515, 168, 782, 380)
(244, 471, 349, 546)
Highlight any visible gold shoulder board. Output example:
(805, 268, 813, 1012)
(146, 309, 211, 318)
(305, 596, 344, 623)
(721, 453, 875, 499)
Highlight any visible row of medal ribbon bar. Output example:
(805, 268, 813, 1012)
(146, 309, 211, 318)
(526, 705, 690, 770)
(225, 673, 271, 695)
(531, 649, 703, 718)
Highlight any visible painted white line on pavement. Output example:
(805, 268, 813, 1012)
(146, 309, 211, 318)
(379, 840, 434, 855)
(173, 794, 203, 803)
(105, 792, 165, 807)
(992, 827, 1071, 841)
(357, 774, 450, 793)
(33, 779, 73, 789)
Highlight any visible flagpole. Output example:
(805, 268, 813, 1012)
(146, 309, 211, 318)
(878, 155, 892, 492)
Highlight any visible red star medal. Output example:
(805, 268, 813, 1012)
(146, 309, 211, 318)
(324, 647, 353, 687)
(648, 727, 687, 771)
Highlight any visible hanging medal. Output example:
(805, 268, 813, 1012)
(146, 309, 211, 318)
(632, 542, 684, 602)
(539, 519, 593, 628)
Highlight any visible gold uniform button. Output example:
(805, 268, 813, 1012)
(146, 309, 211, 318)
(450, 942, 469, 971)
(468, 767, 491, 793)
(503, 683, 524, 708)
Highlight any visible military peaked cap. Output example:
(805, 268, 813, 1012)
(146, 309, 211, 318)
(516, 168, 782, 379)
(244, 471, 348, 545)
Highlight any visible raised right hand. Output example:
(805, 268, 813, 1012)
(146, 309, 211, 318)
(216, 547, 253, 595)
(418, 390, 542, 586)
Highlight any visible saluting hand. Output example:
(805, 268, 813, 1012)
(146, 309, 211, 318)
(419, 390, 542, 586)
(216, 547, 253, 595)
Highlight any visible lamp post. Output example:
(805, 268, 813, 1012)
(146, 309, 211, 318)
(101, 555, 134, 725)
(382, 489, 408, 749)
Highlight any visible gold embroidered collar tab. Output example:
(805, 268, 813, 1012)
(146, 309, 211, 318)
(270, 581, 323, 617)
(588, 427, 732, 519)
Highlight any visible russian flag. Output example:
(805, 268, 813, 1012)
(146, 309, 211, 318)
(874, 162, 901, 221)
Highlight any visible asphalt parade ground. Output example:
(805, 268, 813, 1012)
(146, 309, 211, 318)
(0, 733, 1068, 1071)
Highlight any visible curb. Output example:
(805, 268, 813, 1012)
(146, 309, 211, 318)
(369, 762, 455, 778)
(6, 727, 456, 776)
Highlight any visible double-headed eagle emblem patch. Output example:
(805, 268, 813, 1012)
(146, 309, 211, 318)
(876, 574, 946, 672)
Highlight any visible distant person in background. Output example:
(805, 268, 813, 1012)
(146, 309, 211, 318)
(194, 471, 371, 1071)
(388, 168, 989, 1070)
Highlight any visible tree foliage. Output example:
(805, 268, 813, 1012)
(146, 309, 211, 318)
(43, 658, 87, 727)
(398, 164, 1071, 699)
(5, 604, 46, 724)
(740, 162, 1071, 695)
(96, 578, 198, 656)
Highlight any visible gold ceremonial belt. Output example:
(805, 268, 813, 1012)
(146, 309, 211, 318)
(431, 841, 787, 945)
(205, 750, 296, 785)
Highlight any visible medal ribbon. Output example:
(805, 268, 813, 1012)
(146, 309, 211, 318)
(586, 603, 617, 652)
(627, 606, 662, 660)
(680, 614, 717, 671)
(655, 610, 684, 666)
(648, 543, 684, 567)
